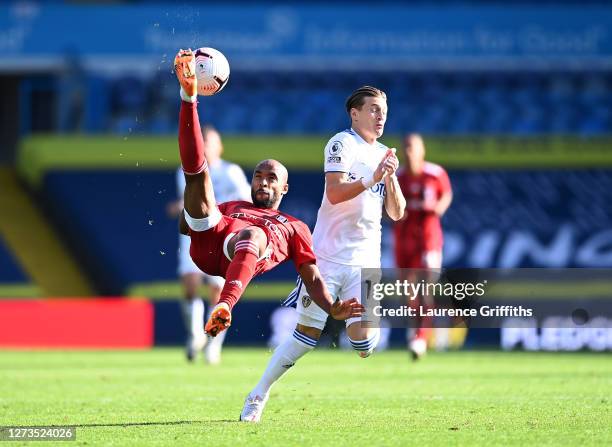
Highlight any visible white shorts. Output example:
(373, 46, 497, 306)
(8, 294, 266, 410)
(291, 258, 380, 331)
(178, 234, 225, 288)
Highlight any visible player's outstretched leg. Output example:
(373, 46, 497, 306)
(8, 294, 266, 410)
(205, 227, 268, 337)
(347, 323, 380, 358)
(175, 48, 218, 222)
(240, 324, 320, 422)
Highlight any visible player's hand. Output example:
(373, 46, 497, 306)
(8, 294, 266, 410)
(330, 298, 365, 320)
(374, 149, 398, 182)
(383, 148, 399, 177)
(373, 157, 388, 183)
(174, 48, 197, 97)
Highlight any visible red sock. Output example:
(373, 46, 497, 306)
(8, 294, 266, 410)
(218, 240, 260, 311)
(178, 101, 208, 175)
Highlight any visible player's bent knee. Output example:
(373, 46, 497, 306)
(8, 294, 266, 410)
(292, 325, 319, 349)
(296, 324, 322, 341)
(235, 227, 268, 254)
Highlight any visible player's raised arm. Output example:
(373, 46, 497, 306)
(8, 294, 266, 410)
(297, 262, 365, 320)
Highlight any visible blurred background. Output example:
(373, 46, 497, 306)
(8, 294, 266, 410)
(0, 0, 610, 351)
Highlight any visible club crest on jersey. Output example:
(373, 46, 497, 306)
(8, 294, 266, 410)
(302, 295, 312, 308)
(275, 215, 288, 224)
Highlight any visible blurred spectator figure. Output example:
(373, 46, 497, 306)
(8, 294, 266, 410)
(167, 125, 250, 363)
(268, 307, 298, 350)
(58, 48, 86, 132)
(394, 134, 453, 359)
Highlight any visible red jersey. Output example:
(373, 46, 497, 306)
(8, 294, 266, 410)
(189, 200, 316, 278)
(394, 162, 451, 252)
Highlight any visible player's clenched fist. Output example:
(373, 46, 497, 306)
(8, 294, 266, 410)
(330, 298, 365, 321)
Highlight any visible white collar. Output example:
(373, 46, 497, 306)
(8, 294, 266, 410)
(350, 128, 377, 147)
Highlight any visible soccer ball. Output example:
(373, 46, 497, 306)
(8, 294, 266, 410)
(194, 47, 230, 96)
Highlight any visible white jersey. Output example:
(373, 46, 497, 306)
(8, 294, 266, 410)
(176, 160, 251, 204)
(311, 128, 388, 267)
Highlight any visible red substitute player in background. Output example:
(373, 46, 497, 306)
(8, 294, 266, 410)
(394, 134, 453, 360)
(173, 49, 363, 337)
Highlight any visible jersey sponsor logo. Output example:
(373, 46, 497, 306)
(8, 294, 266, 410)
(370, 182, 386, 197)
(275, 215, 288, 224)
(347, 172, 385, 197)
(229, 212, 282, 238)
(327, 156, 342, 163)
(302, 295, 312, 308)
(329, 141, 344, 156)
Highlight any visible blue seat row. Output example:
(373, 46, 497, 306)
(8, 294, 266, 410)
(99, 71, 612, 135)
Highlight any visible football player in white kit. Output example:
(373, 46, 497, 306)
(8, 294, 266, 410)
(241, 86, 406, 422)
(167, 125, 250, 363)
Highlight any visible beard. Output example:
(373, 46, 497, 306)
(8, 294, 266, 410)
(251, 189, 277, 208)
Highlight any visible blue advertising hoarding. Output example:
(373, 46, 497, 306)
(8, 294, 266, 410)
(1, 3, 611, 71)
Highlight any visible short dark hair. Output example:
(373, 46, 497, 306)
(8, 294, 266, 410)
(345, 86, 387, 115)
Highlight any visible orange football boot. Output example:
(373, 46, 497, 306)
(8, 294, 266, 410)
(205, 303, 232, 337)
(174, 48, 197, 97)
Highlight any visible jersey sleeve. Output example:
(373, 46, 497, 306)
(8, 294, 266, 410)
(227, 164, 252, 202)
(323, 133, 355, 173)
(289, 221, 317, 269)
(437, 167, 452, 197)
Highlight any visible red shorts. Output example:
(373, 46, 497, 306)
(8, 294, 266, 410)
(395, 243, 442, 269)
(188, 215, 272, 278)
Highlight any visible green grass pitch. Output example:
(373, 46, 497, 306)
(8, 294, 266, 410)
(1, 349, 610, 446)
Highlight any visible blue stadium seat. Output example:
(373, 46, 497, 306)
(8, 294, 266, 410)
(95, 70, 612, 135)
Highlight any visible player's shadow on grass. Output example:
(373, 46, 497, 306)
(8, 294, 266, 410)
(64, 420, 238, 428)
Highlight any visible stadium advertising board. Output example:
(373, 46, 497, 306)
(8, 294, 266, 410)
(1, 4, 611, 71)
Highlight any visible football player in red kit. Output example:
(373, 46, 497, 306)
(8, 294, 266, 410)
(394, 134, 453, 359)
(174, 49, 363, 337)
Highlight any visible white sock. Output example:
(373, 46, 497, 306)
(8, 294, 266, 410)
(181, 298, 204, 339)
(205, 306, 227, 359)
(251, 329, 316, 397)
(348, 329, 380, 356)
